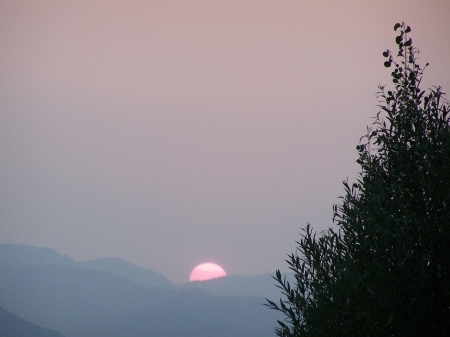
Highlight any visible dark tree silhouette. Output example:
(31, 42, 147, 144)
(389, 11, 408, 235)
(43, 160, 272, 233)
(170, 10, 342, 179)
(267, 23, 450, 337)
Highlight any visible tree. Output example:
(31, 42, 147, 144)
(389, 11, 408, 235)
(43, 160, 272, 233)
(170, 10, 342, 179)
(267, 23, 450, 337)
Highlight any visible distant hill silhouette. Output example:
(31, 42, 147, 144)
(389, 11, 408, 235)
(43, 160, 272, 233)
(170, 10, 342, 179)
(87, 290, 281, 337)
(0, 244, 75, 266)
(178, 273, 294, 301)
(0, 264, 176, 336)
(0, 243, 283, 337)
(77, 257, 173, 288)
(0, 243, 172, 288)
(0, 243, 289, 299)
(0, 306, 65, 337)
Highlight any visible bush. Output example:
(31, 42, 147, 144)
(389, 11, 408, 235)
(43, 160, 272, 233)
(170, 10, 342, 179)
(267, 22, 450, 337)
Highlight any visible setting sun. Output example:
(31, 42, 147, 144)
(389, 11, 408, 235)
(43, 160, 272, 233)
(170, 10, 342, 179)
(189, 263, 227, 282)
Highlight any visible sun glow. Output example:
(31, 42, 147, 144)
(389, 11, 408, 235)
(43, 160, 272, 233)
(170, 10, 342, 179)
(189, 263, 227, 282)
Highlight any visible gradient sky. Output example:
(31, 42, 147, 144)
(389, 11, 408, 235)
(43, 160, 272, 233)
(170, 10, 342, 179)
(1, 0, 449, 283)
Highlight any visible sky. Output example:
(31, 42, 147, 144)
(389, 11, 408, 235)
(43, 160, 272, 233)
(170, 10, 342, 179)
(1, 0, 449, 284)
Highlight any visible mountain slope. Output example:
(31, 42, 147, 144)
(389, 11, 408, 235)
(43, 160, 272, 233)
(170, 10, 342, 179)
(0, 306, 65, 337)
(0, 244, 283, 337)
(0, 264, 175, 337)
(0, 264, 281, 337)
(77, 257, 173, 288)
(82, 290, 281, 337)
(0, 243, 171, 289)
(0, 244, 75, 266)
(178, 273, 293, 301)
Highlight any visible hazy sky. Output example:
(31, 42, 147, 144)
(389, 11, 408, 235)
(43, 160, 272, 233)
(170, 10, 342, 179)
(1, 0, 449, 283)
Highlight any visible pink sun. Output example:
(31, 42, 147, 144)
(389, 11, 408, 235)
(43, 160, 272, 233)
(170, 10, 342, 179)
(189, 263, 227, 282)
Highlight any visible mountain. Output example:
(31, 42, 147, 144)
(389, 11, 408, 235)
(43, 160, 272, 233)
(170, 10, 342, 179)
(0, 306, 65, 337)
(0, 264, 281, 337)
(0, 243, 288, 300)
(0, 264, 176, 336)
(0, 244, 75, 266)
(0, 243, 283, 337)
(77, 257, 173, 288)
(0, 243, 171, 289)
(86, 290, 281, 337)
(0, 243, 289, 300)
(178, 273, 293, 301)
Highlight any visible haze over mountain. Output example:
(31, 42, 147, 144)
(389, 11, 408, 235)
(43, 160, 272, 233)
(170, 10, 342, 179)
(3, 1, 449, 285)
(0, 243, 76, 266)
(0, 306, 66, 337)
(0, 243, 288, 298)
(0, 243, 284, 337)
(178, 273, 295, 300)
(77, 257, 173, 288)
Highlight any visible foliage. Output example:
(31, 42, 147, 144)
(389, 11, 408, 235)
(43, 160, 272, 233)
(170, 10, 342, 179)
(267, 22, 450, 337)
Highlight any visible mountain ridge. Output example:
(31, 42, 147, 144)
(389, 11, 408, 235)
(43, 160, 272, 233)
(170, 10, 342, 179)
(0, 306, 66, 337)
(0, 243, 284, 337)
(0, 243, 289, 299)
